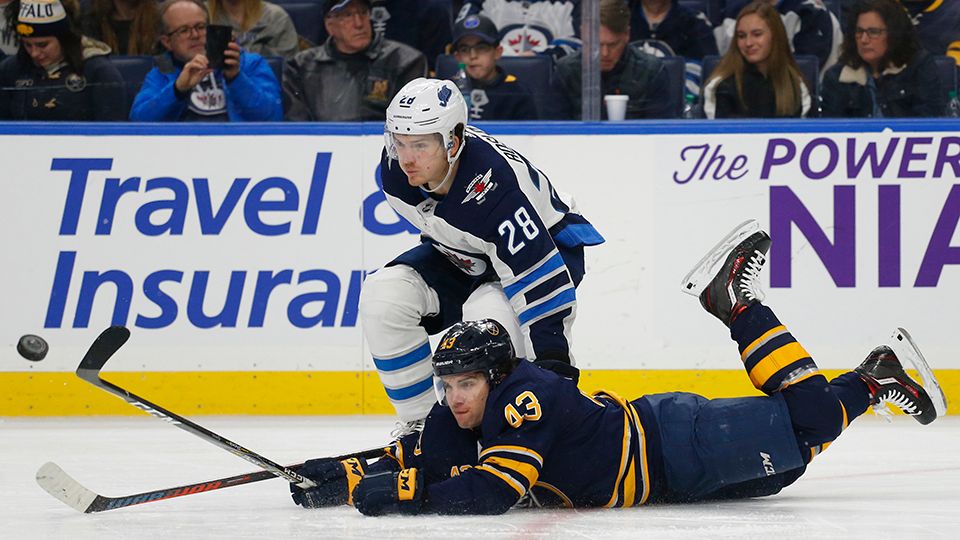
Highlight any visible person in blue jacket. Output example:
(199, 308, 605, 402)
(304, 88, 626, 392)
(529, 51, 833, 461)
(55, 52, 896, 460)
(129, 0, 281, 121)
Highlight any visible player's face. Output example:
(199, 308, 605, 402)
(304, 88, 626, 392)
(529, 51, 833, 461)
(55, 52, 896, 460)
(453, 36, 502, 83)
(441, 372, 489, 429)
(855, 12, 888, 69)
(598, 25, 629, 72)
(324, 1, 373, 54)
(21, 36, 64, 69)
(393, 133, 449, 188)
(736, 14, 773, 70)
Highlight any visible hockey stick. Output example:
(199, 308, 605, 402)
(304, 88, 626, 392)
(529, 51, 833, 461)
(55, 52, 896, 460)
(37, 446, 386, 513)
(68, 326, 361, 492)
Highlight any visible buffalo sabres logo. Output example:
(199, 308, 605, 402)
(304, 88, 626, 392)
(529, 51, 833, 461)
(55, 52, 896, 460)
(485, 322, 500, 336)
(65, 74, 86, 92)
(462, 168, 497, 204)
(437, 85, 452, 107)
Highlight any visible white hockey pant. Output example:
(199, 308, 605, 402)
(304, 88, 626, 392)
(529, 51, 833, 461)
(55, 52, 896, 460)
(359, 265, 525, 421)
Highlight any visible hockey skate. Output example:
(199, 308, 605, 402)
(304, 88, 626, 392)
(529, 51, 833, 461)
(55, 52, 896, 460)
(680, 219, 770, 327)
(856, 328, 948, 425)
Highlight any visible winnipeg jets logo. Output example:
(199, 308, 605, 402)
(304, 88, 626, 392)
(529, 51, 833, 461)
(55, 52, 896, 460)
(432, 244, 488, 276)
(462, 168, 497, 204)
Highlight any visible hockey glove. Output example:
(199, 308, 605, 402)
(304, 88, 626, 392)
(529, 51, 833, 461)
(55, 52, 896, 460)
(290, 457, 366, 508)
(352, 468, 424, 516)
(533, 359, 580, 384)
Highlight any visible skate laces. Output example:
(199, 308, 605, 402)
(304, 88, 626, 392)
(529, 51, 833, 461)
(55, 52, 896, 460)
(738, 250, 767, 302)
(871, 387, 918, 422)
(390, 418, 425, 439)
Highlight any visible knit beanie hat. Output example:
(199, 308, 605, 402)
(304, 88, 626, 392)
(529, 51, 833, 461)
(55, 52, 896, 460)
(17, 0, 71, 37)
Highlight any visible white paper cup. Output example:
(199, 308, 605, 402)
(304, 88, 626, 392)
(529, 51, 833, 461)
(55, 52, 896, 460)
(603, 94, 629, 121)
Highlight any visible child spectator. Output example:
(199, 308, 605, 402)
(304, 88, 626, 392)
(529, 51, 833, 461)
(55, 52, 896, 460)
(208, 0, 298, 59)
(451, 13, 537, 120)
(703, 1, 812, 118)
(0, 0, 126, 120)
(80, 0, 161, 55)
(821, 0, 944, 117)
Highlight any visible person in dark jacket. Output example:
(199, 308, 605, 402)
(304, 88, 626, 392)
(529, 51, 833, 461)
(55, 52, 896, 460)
(821, 0, 944, 118)
(550, 0, 673, 120)
(129, 0, 281, 121)
(0, 0, 125, 120)
(703, 1, 812, 118)
(451, 13, 537, 120)
(80, 0, 161, 56)
(283, 0, 426, 121)
(629, 0, 717, 96)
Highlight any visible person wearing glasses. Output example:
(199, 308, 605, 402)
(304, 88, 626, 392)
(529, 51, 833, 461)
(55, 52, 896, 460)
(129, 0, 281, 121)
(451, 14, 537, 120)
(821, 0, 943, 118)
(282, 0, 426, 121)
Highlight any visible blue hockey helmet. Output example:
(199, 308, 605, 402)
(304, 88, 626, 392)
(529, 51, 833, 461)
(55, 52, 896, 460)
(432, 319, 518, 404)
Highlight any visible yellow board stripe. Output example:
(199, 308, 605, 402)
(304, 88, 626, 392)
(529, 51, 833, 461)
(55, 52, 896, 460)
(477, 464, 526, 496)
(747, 342, 812, 389)
(2, 369, 958, 416)
(483, 456, 540, 487)
(741, 325, 788, 361)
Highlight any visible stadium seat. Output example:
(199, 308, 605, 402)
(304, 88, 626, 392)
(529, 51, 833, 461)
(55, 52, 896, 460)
(279, 2, 326, 47)
(932, 55, 958, 102)
(660, 56, 686, 118)
(264, 56, 284, 86)
(701, 53, 820, 106)
(435, 54, 555, 119)
(107, 55, 155, 116)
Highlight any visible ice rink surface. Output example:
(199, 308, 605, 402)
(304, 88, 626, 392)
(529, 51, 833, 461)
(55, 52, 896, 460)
(2, 415, 958, 539)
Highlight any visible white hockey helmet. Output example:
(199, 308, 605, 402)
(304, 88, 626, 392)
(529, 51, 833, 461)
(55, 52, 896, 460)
(384, 77, 468, 165)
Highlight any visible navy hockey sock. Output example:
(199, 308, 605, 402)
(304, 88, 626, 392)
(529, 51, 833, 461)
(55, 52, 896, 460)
(729, 304, 820, 395)
(828, 371, 871, 422)
(781, 375, 844, 463)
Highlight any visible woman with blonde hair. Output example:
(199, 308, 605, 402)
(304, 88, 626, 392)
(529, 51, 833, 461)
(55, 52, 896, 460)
(80, 0, 160, 55)
(703, 1, 811, 118)
(208, 0, 298, 59)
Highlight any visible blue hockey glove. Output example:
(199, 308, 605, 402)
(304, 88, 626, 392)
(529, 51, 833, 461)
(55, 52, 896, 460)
(352, 468, 424, 516)
(290, 457, 365, 508)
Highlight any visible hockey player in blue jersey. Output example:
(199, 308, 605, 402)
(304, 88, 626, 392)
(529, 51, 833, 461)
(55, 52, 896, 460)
(360, 77, 604, 430)
(291, 220, 946, 514)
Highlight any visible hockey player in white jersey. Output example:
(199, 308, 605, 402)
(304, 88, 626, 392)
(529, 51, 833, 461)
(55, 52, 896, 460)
(360, 77, 604, 430)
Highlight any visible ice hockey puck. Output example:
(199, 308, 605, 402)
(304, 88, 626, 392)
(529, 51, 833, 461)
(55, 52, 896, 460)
(17, 334, 49, 362)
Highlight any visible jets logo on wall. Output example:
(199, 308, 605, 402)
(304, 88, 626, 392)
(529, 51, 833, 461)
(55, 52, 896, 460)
(462, 169, 497, 204)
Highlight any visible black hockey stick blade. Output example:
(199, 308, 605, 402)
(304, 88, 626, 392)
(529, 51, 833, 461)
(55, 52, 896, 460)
(72, 327, 317, 489)
(76, 325, 130, 380)
(37, 447, 387, 513)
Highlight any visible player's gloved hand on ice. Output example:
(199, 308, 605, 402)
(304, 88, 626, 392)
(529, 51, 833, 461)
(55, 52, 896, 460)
(352, 468, 423, 516)
(290, 457, 365, 508)
(534, 358, 580, 384)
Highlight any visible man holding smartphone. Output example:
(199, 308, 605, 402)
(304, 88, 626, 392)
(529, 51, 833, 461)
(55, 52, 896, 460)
(130, 0, 282, 121)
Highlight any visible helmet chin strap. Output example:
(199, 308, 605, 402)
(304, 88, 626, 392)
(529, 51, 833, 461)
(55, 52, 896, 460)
(421, 161, 456, 194)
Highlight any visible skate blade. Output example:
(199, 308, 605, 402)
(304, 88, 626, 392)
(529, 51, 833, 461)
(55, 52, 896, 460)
(680, 219, 760, 297)
(888, 327, 948, 418)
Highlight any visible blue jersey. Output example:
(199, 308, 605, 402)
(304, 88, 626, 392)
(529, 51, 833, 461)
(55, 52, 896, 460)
(379, 361, 658, 513)
(379, 126, 604, 361)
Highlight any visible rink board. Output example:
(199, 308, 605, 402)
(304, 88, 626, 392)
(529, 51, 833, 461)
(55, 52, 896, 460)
(1, 120, 958, 415)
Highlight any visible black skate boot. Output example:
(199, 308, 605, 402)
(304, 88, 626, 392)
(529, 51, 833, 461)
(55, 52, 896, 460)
(681, 220, 771, 327)
(855, 332, 945, 425)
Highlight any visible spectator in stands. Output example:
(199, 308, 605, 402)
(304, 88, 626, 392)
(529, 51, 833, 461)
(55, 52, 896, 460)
(451, 13, 537, 120)
(208, 0, 298, 59)
(628, 0, 718, 96)
(80, 0, 161, 55)
(549, 0, 673, 119)
(0, 0, 126, 120)
(1, 0, 18, 56)
(457, 0, 581, 59)
(703, 1, 812, 118)
(821, 0, 944, 117)
(283, 0, 426, 121)
(717, 0, 842, 75)
(370, 0, 453, 72)
(897, 0, 960, 67)
(130, 0, 281, 121)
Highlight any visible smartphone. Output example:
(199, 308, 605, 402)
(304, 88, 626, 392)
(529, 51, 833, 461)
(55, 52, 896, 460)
(205, 25, 233, 70)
